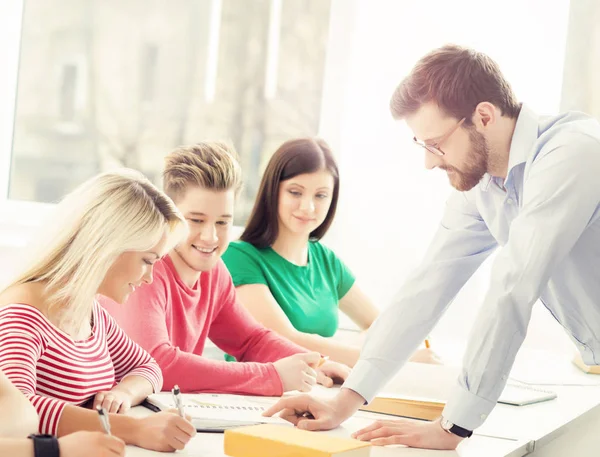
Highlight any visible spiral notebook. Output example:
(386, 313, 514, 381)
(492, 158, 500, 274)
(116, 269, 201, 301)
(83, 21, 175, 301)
(498, 382, 557, 406)
(143, 392, 289, 432)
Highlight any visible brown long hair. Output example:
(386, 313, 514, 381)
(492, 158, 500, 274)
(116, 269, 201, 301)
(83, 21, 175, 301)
(241, 138, 339, 248)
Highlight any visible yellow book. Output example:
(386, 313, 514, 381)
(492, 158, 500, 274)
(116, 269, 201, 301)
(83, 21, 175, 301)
(573, 354, 600, 374)
(224, 424, 371, 457)
(359, 396, 444, 421)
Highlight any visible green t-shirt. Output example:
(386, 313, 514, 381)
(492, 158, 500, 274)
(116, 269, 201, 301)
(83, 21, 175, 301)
(222, 240, 356, 338)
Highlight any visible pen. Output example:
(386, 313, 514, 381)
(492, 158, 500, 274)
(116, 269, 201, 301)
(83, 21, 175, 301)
(172, 384, 185, 417)
(318, 356, 329, 367)
(96, 406, 111, 436)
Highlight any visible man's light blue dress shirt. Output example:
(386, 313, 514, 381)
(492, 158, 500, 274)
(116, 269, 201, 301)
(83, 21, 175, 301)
(344, 105, 600, 430)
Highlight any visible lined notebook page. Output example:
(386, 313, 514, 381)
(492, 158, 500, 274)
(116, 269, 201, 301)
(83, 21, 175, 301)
(146, 393, 288, 424)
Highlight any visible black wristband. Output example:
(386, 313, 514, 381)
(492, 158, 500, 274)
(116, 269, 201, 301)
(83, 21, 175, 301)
(28, 434, 60, 457)
(448, 424, 473, 438)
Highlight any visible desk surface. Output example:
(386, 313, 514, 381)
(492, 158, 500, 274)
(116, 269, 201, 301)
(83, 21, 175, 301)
(124, 350, 600, 457)
(124, 406, 530, 457)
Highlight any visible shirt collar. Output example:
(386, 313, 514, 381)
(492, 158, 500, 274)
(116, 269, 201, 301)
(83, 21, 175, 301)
(479, 103, 539, 192)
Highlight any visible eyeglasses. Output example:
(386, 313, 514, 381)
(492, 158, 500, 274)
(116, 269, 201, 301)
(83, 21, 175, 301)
(413, 118, 465, 156)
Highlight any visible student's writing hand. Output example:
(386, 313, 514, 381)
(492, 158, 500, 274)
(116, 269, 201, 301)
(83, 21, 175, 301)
(316, 360, 351, 387)
(93, 389, 132, 414)
(273, 352, 320, 392)
(59, 431, 126, 457)
(133, 411, 196, 452)
(352, 417, 463, 450)
(409, 348, 443, 365)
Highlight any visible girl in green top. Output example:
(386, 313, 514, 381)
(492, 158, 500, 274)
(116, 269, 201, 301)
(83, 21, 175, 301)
(223, 138, 439, 367)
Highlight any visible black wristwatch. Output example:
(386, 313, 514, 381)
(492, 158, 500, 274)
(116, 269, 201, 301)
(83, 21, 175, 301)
(28, 434, 60, 457)
(440, 417, 473, 438)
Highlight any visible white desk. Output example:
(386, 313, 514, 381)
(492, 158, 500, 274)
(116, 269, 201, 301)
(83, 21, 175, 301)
(124, 350, 600, 456)
(124, 405, 529, 457)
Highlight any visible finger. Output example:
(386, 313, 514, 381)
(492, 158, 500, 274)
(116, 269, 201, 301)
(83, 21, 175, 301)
(277, 408, 303, 425)
(371, 435, 408, 447)
(298, 380, 313, 393)
(101, 396, 114, 412)
(356, 426, 405, 442)
(175, 417, 197, 437)
(117, 402, 130, 414)
(305, 366, 318, 378)
(263, 398, 293, 417)
(302, 371, 317, 386)
(106, 436, 126, 455)
(301, 352, 322, 366)
(297, 417, 330, 431)
(93, 393, 105, 410)
(316, 371, 334, 387)
(108, 400, 121, 414)
(351, 420, 387, 438)
(167, 429, 189, 451)
(173, 427, 194, 446)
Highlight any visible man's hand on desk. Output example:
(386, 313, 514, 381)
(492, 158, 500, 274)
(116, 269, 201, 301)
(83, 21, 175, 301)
(352, 417, 463, 449)
(263, 388, 364, 431)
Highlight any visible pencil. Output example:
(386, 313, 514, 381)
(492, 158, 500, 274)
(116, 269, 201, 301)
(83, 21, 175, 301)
(424, 339, 431, 349)
(318, 356, 329, 367)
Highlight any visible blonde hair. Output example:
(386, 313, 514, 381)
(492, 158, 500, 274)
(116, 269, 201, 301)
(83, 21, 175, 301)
(2, 169, 187, 334)
(163, 142, 242, 202)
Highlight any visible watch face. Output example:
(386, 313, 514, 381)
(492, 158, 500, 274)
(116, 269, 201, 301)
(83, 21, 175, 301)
(440, 418, 452, 431)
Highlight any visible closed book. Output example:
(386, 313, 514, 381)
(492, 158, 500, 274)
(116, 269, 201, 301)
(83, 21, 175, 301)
(359, 396, 444, 420)
(224, 424, 371, 457)
(358, 362, 450, 420)
(356, 363, 556, 418)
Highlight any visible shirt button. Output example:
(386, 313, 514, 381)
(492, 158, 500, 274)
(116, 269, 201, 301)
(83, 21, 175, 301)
(506, 198, 514, 204)
(480, 414, 487, 420)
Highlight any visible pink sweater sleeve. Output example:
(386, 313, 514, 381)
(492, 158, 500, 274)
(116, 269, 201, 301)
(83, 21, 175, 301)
(121, 272, 301, 396)
(208, 263, 308, 364)
(99, 304, 163, 393)
(0, 309, 66, 435)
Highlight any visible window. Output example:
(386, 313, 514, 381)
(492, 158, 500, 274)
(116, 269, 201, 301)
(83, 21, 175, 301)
(8, 0, 333, 223)
(140, 43, 159, 104)
(59, 64, 78, 122)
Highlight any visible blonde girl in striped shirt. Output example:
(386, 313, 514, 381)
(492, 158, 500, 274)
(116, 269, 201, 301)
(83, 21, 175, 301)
(0, 169, 196, 453)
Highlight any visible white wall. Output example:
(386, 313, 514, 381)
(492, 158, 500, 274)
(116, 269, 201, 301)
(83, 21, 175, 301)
(323, 0, 576, 356)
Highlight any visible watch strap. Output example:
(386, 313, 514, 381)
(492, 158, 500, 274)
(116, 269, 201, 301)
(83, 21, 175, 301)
(28, 434, 60, 457)
(449, 423, 473, 438)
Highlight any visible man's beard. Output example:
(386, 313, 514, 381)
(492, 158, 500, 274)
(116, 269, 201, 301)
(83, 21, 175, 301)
(443, 128, 490, 191)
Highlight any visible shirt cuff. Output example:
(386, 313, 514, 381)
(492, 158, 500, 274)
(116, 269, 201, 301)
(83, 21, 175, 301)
(442, 383, 497, 431)
(341, 359, 389, 404)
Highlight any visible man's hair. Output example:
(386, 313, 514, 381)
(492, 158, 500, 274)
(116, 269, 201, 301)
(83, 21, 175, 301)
(390, 44, 521, 123)
(163, 142, 242, 202)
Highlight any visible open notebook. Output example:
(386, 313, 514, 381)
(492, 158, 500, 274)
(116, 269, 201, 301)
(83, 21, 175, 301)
(306, 363, 557, 420)
(144, 392, 290, 432)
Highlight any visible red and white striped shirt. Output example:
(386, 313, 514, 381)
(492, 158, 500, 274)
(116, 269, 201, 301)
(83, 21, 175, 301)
(0, 301, 163, 435)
